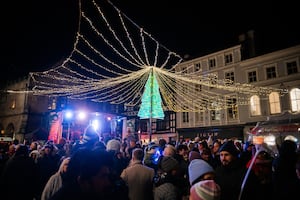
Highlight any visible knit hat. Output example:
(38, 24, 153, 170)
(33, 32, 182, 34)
(160, 156, 179, 173)
(218, 140, 239, 157)
(190, 180, 221, 200)
(188, 159, 215, 185)
(106, 139, 121, 152)
(80, 125, 99, 145)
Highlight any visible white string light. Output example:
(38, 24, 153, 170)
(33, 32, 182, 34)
(6, 0, 285, 112)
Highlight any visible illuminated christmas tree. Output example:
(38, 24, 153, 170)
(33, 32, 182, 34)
(138, 70, 164, 120)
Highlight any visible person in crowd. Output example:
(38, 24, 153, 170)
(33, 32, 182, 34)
(56, 137, 68, 157)
(189, 180, 221, 200)
(163, 144, 176, 157)
(214, 140, 259, 200)
(246, 150, 274, 200)
(210, 140, 222, 169)
(188, 158, 215, 186)
(197, 140, 209, 155)
(121, 148, 155, 200)
(188, 150, 201, 162)
(200, 147, 214, 166)
(154, 156, 181, 200)
(174, 144, 190, 199)
(126, 137, 138, 160)
(239, 142, 255, 166)
(187, 141, 196, 152)
(41, 157, 70, 200)
(71, 125, 101, 154)
(106, 138, 128, 177)
(272, 139, 300, 200)
(0, 144, 39, 200)
(6, 143, 16, 159)
(49, 148, 126, 200)
(143, 143, 161, 172)
(29, 141, 39, 152)
(158, 138, 167, 153)
(37, 143, 62, 200)
(29, 148, 41, 164)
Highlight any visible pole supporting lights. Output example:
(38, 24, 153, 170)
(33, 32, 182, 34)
(64, 110, 73, 141)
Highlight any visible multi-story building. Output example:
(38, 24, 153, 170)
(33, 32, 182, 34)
(175, 44, 300, 144)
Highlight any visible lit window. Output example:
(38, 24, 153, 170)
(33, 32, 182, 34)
(290, 88, 300, 112)
(250, 95, 261, 116)
(269, 92, 281, 114)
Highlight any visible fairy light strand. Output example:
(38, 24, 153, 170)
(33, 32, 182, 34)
(8, 0, 285, 112)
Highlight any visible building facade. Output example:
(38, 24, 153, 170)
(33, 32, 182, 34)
(175, 44, 300, 144)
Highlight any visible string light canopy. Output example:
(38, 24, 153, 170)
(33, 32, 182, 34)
(8, 0, 285, 112)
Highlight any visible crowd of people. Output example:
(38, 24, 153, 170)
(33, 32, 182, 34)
(0, 125, 300, 200)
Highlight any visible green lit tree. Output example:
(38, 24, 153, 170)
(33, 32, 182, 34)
(138, 71, 164, 119)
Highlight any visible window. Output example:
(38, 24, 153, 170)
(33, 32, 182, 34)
(195, 111, 204, 122)
(182, 112, 189, 123)
(266, 66, 277, 79)
(211, 110, 221, 121)
(209, 58, 216, 69)
(225, 71, 235, 83)
(227, 98, 238, 119)
(269, 92, 281, 114)
(210, 101, 221, 121)
(182, 66, 188, 74)
(157, 115, 169, 131)
(290, 88, 300, 112)
(248, 70, 257, 83)
(286, 61, 298, 75)
(224, 53, 233, 65)
(208, 73, 218, 88)
(194, 62, 201, 72)
(250, 95, 261, 116)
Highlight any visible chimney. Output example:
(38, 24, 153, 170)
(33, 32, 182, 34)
(239, 30, 256, 59)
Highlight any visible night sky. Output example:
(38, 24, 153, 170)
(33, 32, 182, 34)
(1, 0, 299, 85)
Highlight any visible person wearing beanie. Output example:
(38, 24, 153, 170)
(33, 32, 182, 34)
(79, 125, 100, 145)
(215, 140, 260, 200)
(71, 125, 101, 155)
(189, 180, 221, 200)
(188, 159, 215, 186)
(106, 139, 121, 152)
(160, 155, 179, 173)
(154, 156, 181, 200)
(218, 140, 240, 158)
